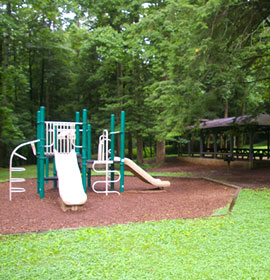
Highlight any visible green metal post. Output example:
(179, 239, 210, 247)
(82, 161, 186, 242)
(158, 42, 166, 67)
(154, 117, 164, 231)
(87, 124, 91, 188)
(120, 111, 125, 192)
(39, 106, 45, 198)
(87, 124, 91, 160)
(82, 109, 87, 193)
(75, 112, 80, 154)
(110, 114, 115, 190)
(45, 157, 49, 184)
(37, 111, 40, 194)
(53, 125, 57, 188)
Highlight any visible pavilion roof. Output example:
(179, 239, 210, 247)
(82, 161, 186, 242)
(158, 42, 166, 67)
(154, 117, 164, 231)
(187, 113, 270, 130)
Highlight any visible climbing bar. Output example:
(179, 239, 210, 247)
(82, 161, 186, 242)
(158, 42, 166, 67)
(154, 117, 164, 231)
(14, 153, 27, 160)
(110, 131, 120, 134)
(9, 139, 40, 201)
(44, 176, 58, 181)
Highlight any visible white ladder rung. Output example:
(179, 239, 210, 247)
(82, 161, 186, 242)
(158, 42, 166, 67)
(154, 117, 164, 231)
(11, 178, 26, 183)
(94, 160, 114, 164)
(10, 187, 26, 193)
(11, 167, 26, 172)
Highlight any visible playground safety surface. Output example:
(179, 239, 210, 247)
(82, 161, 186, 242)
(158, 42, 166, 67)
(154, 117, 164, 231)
(1, 158, 269, 235)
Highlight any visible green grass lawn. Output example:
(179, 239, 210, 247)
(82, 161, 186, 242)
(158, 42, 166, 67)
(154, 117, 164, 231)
(0, 165, 54, 183)
(0, 165, 38, 183)
(1, 188, 270, 279)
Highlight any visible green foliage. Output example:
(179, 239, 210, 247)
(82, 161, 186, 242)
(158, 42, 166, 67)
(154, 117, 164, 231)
(1, 0, 270, 166)
(1, 189, 270, 279)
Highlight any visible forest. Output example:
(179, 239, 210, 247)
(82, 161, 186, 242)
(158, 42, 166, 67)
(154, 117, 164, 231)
(1, 0, 270, 167)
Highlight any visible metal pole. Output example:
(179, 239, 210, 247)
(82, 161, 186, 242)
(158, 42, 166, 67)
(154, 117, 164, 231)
(82, 109, 87, 193)
(36, 110, 40, 194)
(110, 114, 115, 190)
(39, 106, 45, 198)
(120, 111, 125, 192)
(45, 157, 49, 184)
(87, 124, 91, 188)
(53, 125, 57, 188)
(75, 112, 80, 154)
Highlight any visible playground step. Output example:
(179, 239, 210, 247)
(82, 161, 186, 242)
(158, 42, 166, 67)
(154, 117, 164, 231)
(11, 167, 26, 172)
(11, 178, 26, 183)
(44, 176, 58, 181)
(10, 187, 26, 193)
(94, 160, 114, 164)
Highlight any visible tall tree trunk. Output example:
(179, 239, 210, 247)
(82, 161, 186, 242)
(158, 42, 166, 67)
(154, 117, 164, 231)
(28, 50, 34, 125)
(0, 3, 11, 167)
(241, 94, 246, 115)
(241, 95, 246, 146)
(156, 140, 166, 164)
(224, 99, 229, 118)
(220, 99, 229, 151)
(45, 52, 50, 115)
(137, 134, 144, 165)
(117, 62, 123, 108)
(13, 45, 18, 101)
(46, 81, 49, 116)
(128, 132, 133, 159)
(2, 3, 11, 107)
(149, 135, 153, 157)
(40, 58, 45, 106)
(0, 26, 4, 148)
(117, 63, 123, 157)
(191, 133, 195, 154)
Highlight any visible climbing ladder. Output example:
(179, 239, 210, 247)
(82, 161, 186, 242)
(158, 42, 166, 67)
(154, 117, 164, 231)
(9, 139, 39, 201)
(92, 129, 120, 195)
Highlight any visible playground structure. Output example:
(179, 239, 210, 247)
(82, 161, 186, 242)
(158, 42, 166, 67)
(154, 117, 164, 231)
(9, 107, 170, 203)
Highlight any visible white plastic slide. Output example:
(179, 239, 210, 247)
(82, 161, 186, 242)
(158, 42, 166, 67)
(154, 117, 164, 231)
(54, 149, 87, 206)
(115, 157, 170, 188)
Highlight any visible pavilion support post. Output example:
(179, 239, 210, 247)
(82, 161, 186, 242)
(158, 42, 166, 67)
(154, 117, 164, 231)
(236, 135, 240, 159)
(213, 133, 217, 159)
(207, 133, 210, 152)
(230, 133, 233, 157)
(200, 134, 204, 158)
(224, 135, 227, 150)
(220, 135, 223, 149)
(267, 131, 270, 159)
(249, 131, 254, 169)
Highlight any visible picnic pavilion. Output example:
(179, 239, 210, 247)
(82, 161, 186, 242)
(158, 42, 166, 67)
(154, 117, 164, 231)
(180, 113, 270, 168)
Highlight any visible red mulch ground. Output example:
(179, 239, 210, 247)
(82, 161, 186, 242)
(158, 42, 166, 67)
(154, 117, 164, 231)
(1, 157, 268, 235)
